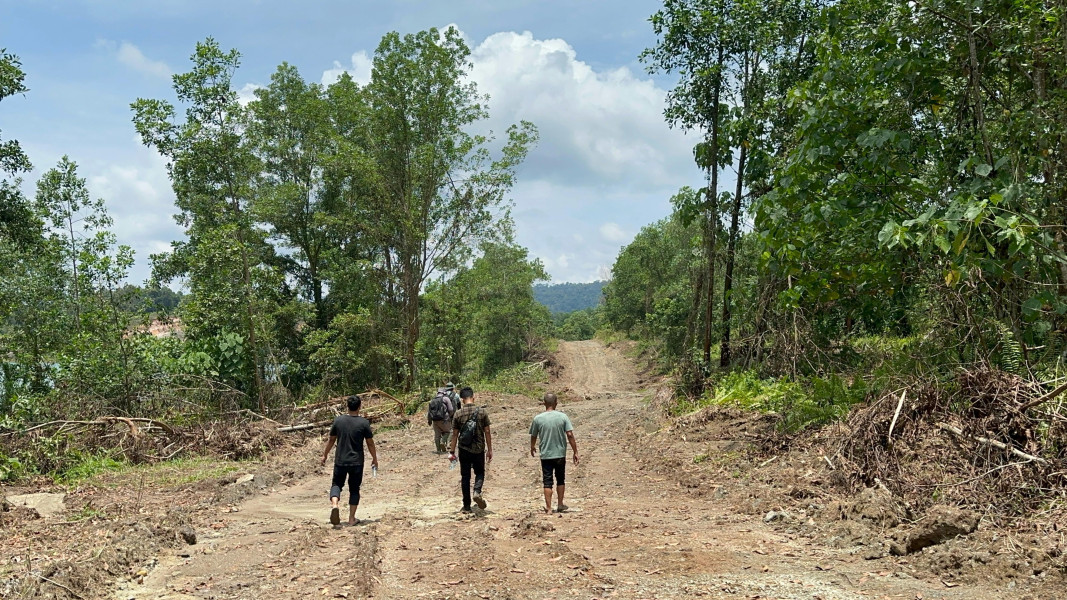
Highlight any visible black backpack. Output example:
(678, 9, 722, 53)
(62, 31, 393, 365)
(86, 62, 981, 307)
(428, 393, 449, 421)
(458, 407, 480, 449)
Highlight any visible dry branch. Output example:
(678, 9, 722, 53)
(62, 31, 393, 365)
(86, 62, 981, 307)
(1018, 380, 1067, 412)
(936, 422, 1049, 465)
(10, 417, 179, 437)
(887, 389, 907, 443)
(277, 420, 332, 433)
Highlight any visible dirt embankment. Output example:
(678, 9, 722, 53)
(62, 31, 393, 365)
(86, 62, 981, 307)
(2, 339, 1062, 599)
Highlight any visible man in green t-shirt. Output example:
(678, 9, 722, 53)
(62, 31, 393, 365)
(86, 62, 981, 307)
(529, 393, 579, 514)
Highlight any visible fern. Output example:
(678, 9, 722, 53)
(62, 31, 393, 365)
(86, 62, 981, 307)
(993, 320, 1022, 374)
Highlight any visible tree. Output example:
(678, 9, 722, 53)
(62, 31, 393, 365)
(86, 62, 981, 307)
(132, 39, 273, 408)
(35, 159, 140, 408)
(365, 27, 537, 388)
(248, 64, 336, 329)
(646, 0, 732, 366)
(0, 49, 37, 250)
(0, 48, 54, 404)
(421, 242, 550, 379)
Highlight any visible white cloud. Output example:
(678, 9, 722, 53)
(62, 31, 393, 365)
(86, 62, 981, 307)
(84, 146, 182, 284)
(599, 222, 626, 242)
(236, 83, 265, 106)
(467, 30, 698, 190)
(321, 51, 372, 87)
(99, 40, 172, 79)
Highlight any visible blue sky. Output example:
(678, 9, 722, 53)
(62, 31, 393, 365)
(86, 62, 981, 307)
(1, 0, 706, 284)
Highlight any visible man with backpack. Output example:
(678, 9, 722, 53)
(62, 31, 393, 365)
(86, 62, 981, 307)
(427, 382, 457, 453)
(529, 392, 579, 514)
(447, 386, 492, 513)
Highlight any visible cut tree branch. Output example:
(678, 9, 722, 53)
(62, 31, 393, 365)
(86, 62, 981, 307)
(937, 422, 1048, 465)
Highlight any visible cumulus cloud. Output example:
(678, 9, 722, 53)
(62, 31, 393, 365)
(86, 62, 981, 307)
(467, 30, 698, 190)
(321, 51, 372, 86)
(98, 40, 172, 79)
(236, 82, 264, 106)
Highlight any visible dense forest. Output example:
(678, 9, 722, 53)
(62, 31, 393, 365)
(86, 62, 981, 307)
(532, 281, 606, 314)
(587, 0, 1067, 513)
(0, 29, 553, 446)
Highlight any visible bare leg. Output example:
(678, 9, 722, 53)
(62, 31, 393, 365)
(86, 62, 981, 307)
(557, 484, 566, 512)
(543, 488, 552, 514)
(348, 504, 358, 525)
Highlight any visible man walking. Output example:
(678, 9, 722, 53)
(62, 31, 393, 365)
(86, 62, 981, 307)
(321, 395, 378, 527)
(448, 387, 492, 513)
(427, 383, 456, 453)
(529, 392, 579, 514)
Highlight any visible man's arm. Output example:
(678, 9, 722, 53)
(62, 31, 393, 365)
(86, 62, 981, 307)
(566, 430, 579, 465)
(448, 429, 458, 458)
(366, 438, 378, 468)
(320, 436, 337, 466)
(484, 426, 493, 464)
(530, 435, 538, 458)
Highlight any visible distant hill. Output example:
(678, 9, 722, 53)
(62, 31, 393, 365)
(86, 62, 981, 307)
(533, 281, 607, 314)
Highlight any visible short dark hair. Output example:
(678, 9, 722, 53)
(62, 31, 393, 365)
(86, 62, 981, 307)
(459, 386, 474, 399)
(542, 393, 558, 407)
(347, 395, 362, 412)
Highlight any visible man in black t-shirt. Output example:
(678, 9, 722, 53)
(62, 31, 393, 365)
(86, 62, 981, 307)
(320, 395, 378, 527)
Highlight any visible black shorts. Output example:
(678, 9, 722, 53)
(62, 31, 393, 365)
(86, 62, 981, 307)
(541, 457, 566, 488)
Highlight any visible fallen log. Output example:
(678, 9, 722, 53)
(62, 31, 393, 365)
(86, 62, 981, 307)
(277, 420, 332, 433)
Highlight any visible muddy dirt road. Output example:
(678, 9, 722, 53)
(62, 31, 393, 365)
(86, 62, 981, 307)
(119, 341, 1014, 599)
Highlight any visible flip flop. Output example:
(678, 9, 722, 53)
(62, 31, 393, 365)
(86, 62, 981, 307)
(330, 507, 340, 527)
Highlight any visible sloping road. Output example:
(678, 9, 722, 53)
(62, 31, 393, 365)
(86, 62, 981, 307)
(123, 340, 997, 600)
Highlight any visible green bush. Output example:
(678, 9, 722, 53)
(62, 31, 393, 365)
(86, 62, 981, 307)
(0, 453, 31, 482)
(677, 369, 869, 432)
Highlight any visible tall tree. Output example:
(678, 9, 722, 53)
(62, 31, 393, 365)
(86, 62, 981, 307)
(366, 27, 537, 388)
(646, 0, 732, 365)
(132, 39, 271, 408)
(248, 64, 335, 329)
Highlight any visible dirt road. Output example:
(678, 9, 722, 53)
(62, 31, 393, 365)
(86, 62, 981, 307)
(119, 341, 1011, 599)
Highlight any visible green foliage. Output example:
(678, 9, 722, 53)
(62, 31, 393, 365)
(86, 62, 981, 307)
(677, 370, 868, 432)
(0, 452, 29, 482)
(557, 307, 603, 341)
(421, 242, 551, 381)
(53, 452, 126, 485)
(603, 206, 702, 365)
(533, 281, 606, 314)
(476, 360, 547, 398)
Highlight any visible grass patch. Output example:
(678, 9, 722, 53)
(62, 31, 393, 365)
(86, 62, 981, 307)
(675, 370, 869, 432)
(87, 456, 242, 489)
(54, 452, 127, 485)
(594, 328, 626, 345)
